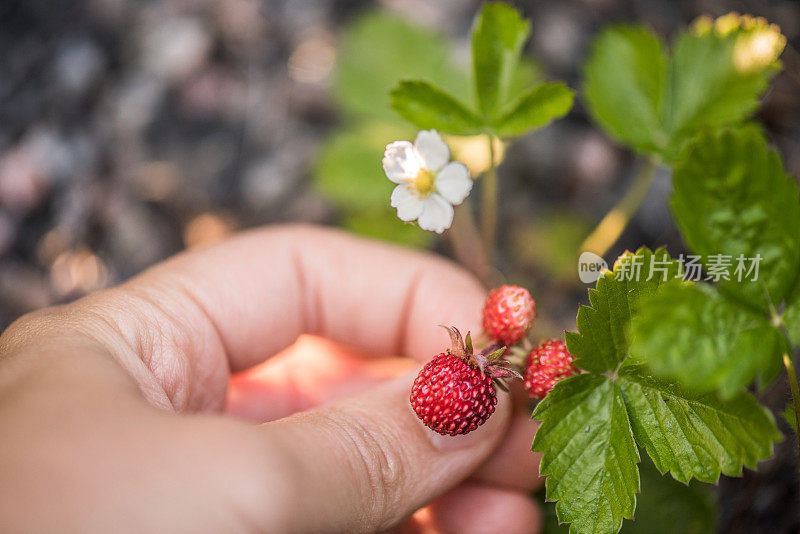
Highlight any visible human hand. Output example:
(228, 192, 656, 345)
(0, 225, 543, 533)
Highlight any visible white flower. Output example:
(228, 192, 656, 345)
(382, 130, 472, 234)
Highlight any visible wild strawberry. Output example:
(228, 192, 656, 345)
(410, 326, 522, 436)
(482, 285, 536, 347)
(524, 339, 577, 399)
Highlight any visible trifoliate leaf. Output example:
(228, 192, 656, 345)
(671, 126, 800, 312)
(630, 280, 784, 398)
(583, 25, 668, 154)
(583, 14, 784, 160)
(619, 365, 780, 484)
(334, 11, 467, 121)
(533, 374, 640, 534)
(665, 15, 785, 154)
(471, 2, 530, 118)
(492, 82, 574, 137)
(567, 247, 681, 374)
(389, 80, 483, 135)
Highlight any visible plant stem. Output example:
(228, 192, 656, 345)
(783, 352, 800, 469)
(448, 199, 490, 286)
(481, 134, 498, 263)
(579, 156, 659, 258)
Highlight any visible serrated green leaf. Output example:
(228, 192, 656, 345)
(538, 454, 717, 534)
(664, 16, 783, 154)
(630, 280, 784, 398)
(492, 82, 574, 137)
(533, 374, 640, 534)
(389, 80, 483, 135)
(334, 11, 467, 121)
(671, 126, 800, 312)
(623, 455, 716, 534)
(471, 2, 530, 118)
(583, 15, 785, 159)
(619, 365, 780, 484)
(583, 25, 668, 154)
(567, 247, 681, 373)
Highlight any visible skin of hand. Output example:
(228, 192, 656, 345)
(0, 225, 544, 533)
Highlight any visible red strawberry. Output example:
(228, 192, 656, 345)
(524, 339, 577, 399)
(482, 285, 536, 347)
(410, 327, 521, 436)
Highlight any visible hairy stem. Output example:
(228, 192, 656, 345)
(448, 199, 490, 286)
(783, 352, 800, 470)
(579, 156, 659, 258)
(481, 134, 498, 263)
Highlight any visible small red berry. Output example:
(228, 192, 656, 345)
(410, 352, 497, 436)
(482, 285, 536, 347)
(524, 339, 577, 399)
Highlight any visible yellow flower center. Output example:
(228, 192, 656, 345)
(412, 168, 436, 197)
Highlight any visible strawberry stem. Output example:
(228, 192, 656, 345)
(782, 352, 800, 472)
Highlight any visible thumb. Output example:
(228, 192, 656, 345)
(260, 369, 512, 533)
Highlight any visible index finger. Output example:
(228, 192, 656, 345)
(51, 225, 486, 410)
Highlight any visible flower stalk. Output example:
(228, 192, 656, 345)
(480, 134, 499, 262)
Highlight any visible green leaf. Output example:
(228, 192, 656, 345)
(782, 403, 798, 432)
(342, 209, 432, 248)
(389, 80, 483, 135)
(782, 278, 800, 347)
(623, 455, 716, 534)
(583, 26, 668, 154)
(630, 280, 784, 398)
(664, 15, 784, 154)
(533, 374, 640, 534)
(671, 126, 800, 312)
(493, 82, 574, 137)
(334, 11, 467, 121)
(312, 123, 433, 248)
(567, 248, 681, 373)
(471, 2, 530, 118)
(313, 124, 402, 211)
(619, 365, 780, 484)
(537, 454, 717, 534)
(583, 15, 785, 159)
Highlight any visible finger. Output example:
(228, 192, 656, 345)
(44, 225, 486, 410)
(226, 335, 415, 422)
(260, 370, 512, 533)
(403, 483, 541, 534)
(471, 413, 544, 492)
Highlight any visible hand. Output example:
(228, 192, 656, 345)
(0, 225, 543, 533)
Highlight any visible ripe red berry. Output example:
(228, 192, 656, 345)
(482, 285, 536, 347)
(524, 339, 577, 399)
(410, 352, 497, 436)
(410, 326, 521, 436)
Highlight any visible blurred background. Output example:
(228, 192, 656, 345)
(1, 0, 798, 531)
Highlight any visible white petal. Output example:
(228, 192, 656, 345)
(435, 162, 472, 205)
(417, 193, 454, 234)
(391, 185, 424, 221)
(382, 141, 421, 183)
(414, 130, 449, 172)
